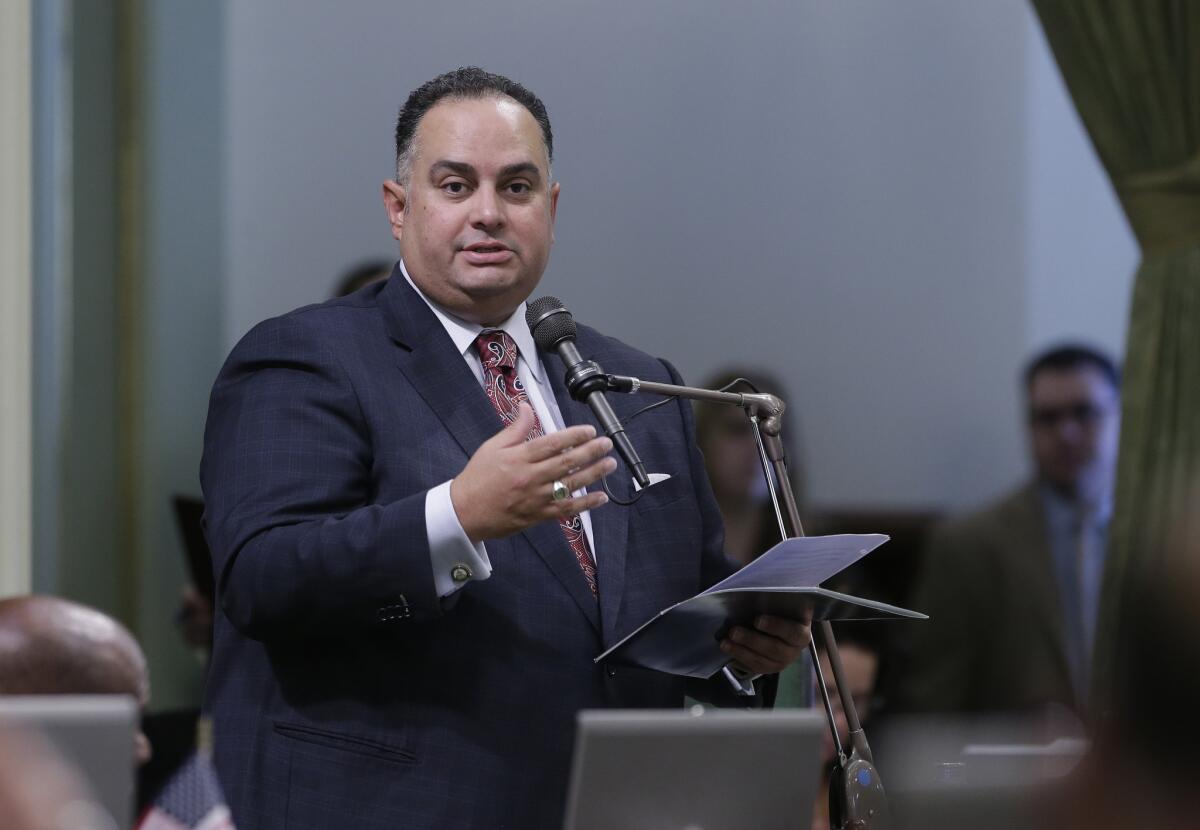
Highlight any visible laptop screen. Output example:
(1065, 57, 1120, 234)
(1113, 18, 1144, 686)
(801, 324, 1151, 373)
(0, 695, 138, 828)
(563, 708, 824, 830)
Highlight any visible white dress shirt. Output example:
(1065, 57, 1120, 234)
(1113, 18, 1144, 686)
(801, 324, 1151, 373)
(399, 262, 598, 597)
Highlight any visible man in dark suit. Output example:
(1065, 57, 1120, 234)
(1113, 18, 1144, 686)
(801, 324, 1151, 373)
(200, 67, 809, 829)
(900, 344, 1120, 716)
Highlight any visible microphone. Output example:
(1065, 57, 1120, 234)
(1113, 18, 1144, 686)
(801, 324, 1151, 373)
(525, 297, 651, 490)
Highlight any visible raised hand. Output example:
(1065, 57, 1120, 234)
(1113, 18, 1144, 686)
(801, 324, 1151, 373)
(451, 403, 617, 544)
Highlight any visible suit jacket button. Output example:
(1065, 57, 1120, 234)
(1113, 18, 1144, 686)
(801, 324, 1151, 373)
(451, 564, 473, 583)
(606, 666, 617, 678)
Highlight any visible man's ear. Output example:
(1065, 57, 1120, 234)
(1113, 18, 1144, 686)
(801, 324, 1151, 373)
(382, 180, 407, 241)
(549, 181, 560, 244)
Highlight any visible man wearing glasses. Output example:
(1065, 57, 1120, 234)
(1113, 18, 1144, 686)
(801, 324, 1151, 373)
(901, 344, 1120, 716)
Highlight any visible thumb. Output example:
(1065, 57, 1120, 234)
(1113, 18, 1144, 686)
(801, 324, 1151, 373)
(495, 401, 536, 446)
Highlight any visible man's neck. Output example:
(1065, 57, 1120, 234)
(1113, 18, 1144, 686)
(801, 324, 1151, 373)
(1041, 477, 1112, 517)
(397, 260, 520, 329)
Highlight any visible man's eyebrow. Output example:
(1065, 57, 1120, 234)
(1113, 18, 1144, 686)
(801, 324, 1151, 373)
(499, 162, 542, 182)
(427, 160, 543, 184)
(428, 160, 476, 179)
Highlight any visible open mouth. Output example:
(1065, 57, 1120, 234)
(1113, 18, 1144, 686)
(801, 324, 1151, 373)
(461, 243, 514, 265)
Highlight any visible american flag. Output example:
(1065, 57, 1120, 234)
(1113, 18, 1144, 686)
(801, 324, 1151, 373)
(136, 753, 235, 830)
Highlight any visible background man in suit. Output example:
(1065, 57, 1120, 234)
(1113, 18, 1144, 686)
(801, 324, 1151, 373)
(899, 344, 1120, 715)
(200, 67, 809, 829)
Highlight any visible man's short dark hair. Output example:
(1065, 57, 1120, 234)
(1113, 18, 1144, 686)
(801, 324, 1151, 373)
(394, 67, 553, 183)
(1024, 342, 1121, 390)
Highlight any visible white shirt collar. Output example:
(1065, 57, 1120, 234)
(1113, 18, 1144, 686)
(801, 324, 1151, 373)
(399, 260, 546, 384)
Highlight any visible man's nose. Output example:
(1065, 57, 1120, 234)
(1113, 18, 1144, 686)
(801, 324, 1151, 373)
(1053, 417, 1086, 444)
(470, 187, 504, 230)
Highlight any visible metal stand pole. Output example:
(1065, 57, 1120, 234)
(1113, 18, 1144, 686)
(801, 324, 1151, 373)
(604, 373, 890, 829)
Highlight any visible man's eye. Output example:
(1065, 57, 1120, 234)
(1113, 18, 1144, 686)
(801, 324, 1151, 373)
(507, 182, 531, 195)
(443, 181, 468, 195)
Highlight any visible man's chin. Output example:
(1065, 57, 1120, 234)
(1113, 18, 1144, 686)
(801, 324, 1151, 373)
(1045, 469, 1109, 503)
(451, 282, 538, 325)
(454, 264, 522, 290)
(459, 269, 540, 300)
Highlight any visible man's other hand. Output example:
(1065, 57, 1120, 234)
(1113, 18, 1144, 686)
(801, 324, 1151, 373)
(720, 614, 811, 675)
(451, 403, 617, 544)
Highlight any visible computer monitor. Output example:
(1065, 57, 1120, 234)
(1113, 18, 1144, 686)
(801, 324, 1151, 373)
(563, 708, 824, 830)
(0, 695, 138, 828)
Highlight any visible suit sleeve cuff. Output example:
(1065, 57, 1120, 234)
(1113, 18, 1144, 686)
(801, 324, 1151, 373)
(426, 480, 491, 598)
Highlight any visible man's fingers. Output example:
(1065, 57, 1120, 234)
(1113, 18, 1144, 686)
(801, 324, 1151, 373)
(720, 639, 788, 675)
(720, 640, 776, 676)
(533, 435, 613, 481)
(552, 489, 610, 518)
(752, 614, 810, 647)
(719, 617, 811, 674)
(492, 402, 539, 447)
(549, 456, 618, 511)
(523, 422, 599, 461)
(723, 627, 791, 664)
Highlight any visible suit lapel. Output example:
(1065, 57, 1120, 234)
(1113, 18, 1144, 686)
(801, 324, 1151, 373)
(544, 337, 630, 644)
(381, 276, 602, 632)
(382, 277, 499, 463)
(519, 519, 602, 633)
(1013, 485, 1073, 692)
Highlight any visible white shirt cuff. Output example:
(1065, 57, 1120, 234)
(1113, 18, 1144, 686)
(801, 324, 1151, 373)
(425, 480, 492, 598)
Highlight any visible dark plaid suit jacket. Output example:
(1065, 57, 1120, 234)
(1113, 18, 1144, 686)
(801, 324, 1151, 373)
(200, 270, 744, 829)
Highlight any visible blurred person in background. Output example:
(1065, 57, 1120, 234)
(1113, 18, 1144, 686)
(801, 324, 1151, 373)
(900, 344, 1120, 716)
(695, 369, 804, 566)
(0, 595, 233, 830)
(0, 595, 151, 766)
(695, 370, 823, 718)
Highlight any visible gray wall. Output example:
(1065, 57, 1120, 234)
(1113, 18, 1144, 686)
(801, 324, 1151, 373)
(135, 0, 226, 710)
(223, 1, 1135, 512)
(1024, 10, 1137, 352)
(35, 0, 128, 620)
(34, 0, 227, 711)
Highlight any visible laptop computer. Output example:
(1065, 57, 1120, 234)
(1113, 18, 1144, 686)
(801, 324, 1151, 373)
(0, 695, 138, 828)
(563, 708, 825, 830)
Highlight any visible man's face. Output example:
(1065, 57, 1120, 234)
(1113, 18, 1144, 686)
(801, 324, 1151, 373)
(1027, 365, 1120, 502)
(701, 407, 764, 506)
(383, 96, 559, 326)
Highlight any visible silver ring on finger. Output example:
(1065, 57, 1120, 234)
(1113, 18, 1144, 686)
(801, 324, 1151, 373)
(551, 479, 570, 502)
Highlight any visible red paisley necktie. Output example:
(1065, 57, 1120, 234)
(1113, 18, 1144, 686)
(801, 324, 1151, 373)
(474, 330, 599, 596)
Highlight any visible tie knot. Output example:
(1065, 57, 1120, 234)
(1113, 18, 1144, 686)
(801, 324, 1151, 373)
(475, 330, 519, 373)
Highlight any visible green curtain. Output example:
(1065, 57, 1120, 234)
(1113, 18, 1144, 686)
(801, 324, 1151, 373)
(1031, 1, 1200, 706)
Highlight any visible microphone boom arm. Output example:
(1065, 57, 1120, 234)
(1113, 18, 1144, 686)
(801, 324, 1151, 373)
(601, 371, 890, 830)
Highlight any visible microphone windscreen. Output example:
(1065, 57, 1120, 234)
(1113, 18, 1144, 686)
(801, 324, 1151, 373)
(525, 296, 576, 351)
